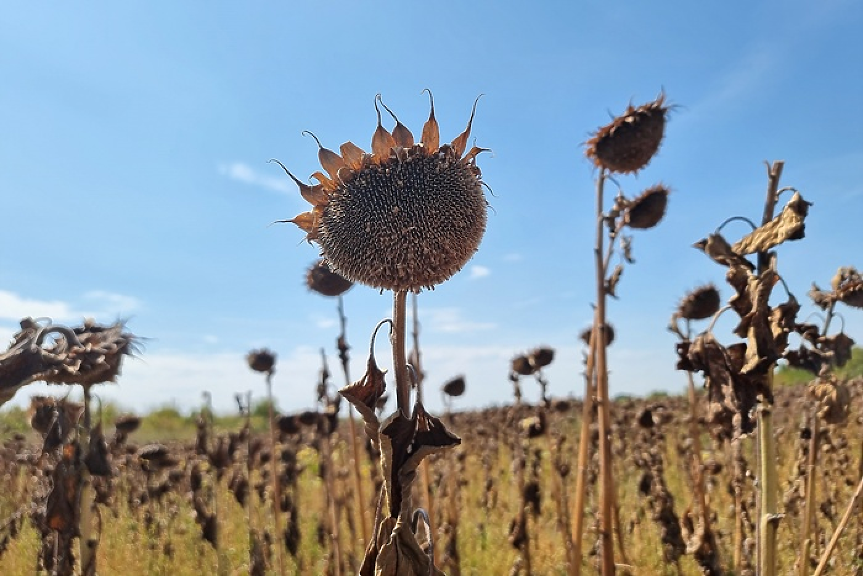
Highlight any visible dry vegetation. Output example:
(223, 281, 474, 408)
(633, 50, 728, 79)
(2, 93, 863, 575)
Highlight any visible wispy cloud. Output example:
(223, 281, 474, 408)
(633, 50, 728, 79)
(503, 253, 523, 262)
(469, 265, 491, 279)
(688, 45, 777, 119)
(82, 291, 141, 315)
(421, 307, 496, 334)
(219, 162, 294, 195)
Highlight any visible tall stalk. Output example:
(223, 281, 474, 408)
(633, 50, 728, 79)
(593, 170, 616, 575)
(571, 334, 596, 576)
(756, 161, 784, 576)
(412, 292, 438, 565)
(77, 386, 97, 576)
(336, 295, 370, 546)
(265, 371, 286, 576)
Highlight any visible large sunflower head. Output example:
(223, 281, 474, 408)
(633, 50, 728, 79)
(280, 93, 488, 292)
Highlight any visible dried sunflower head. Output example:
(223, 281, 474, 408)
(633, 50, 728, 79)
(442, 375, 466, 397)
(306, 259, 353, 297)
(625, 184, 670, 230)
(283, 94, 488, 292)
(246, 348, 277, 374)
(677, 284, 721, 321)
(585, 93, 669, 174)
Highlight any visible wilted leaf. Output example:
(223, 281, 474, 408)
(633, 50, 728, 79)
(606, 264, 624, 298)
(732, 192, 812, 255)
(693, 233, 754, 270)
(340, 352, 387, 445)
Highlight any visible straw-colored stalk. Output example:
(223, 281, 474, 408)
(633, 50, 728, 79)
(264, 373, 286, 576)
(571, 328, 596, 576)
(412, 292, 439, 566)
(812, 472, 863, 576)
(319, 421, 343, 576)
(756, 161, 785, 576)
(799, 412, 819, 576)
(593, 170, 616, 575)
(336, 295, 371, 546)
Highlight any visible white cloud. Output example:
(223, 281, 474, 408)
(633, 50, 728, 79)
(219, 162, 294, 195)
(502, 253, 523, 262)
(315, 317, 338, 330)
(0, 290, 77, 322)
(82, 291, 141, 315)
(0, 290, 139, 323)
(469, 265, 491, 279)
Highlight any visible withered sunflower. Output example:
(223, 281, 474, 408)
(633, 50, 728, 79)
(281, 93, 488, 292)
(585, 93, 669, 174)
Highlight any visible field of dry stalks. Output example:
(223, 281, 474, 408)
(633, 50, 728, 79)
(2, 93, 863, 575)
(0, 380, 861, 575)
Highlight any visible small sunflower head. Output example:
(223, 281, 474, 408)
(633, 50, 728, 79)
(283, 94, 488, 292)
(586, 93, 669, 174)
(246, 348, 277, 374)
(442, 375, 466, 398)
(625, 184, 670, 230)
(306, 259, 353, 297)
(677, 284, 721, 321)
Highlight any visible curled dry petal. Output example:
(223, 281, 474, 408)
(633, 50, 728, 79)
(339, 141, 366, 171)
(450, 95, 482, 158)
(420, 90, 440, 154)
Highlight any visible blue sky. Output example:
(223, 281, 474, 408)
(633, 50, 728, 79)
(2, 1, 861, 415)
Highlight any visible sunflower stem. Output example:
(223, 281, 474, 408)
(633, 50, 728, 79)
(412, 292, 438, 566)
(392, 290, 410, 418)
(571, 328, 596, 576)
(756, 161, 784, 576)
(593, 170, 616, 575)
(265, 371, 286, 576)
(337, 294, 371, 547)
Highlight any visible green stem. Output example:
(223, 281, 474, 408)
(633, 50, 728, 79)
(392, 290, 410, 418)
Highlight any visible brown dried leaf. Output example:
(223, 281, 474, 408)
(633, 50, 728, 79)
(339, 353, 386, 444)
(606, 264, 624, 298)
(379, 402, 460, 519)
(732, 192, 812, 255)
(694, 233, 755, 270)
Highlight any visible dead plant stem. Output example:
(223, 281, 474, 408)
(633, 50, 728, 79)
(337, 295, 370, 546)
(812, 473, 863, 576)
(594, 170, 616, 575)
(266, 373, 286, 576)
(756, 160, 784, 576)
(412, 292, 438, 566)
